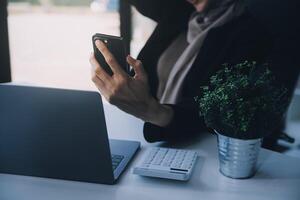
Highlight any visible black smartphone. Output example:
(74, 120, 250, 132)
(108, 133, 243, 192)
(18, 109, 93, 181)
(92, 33, 129, 76)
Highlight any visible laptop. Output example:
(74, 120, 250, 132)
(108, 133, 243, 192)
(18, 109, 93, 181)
(0, 84, 140, 184)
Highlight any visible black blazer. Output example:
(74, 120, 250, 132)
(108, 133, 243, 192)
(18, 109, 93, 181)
(126, 0, 300, 142)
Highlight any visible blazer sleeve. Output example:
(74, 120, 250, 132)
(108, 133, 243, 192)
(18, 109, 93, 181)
(143, 100, 207, 143)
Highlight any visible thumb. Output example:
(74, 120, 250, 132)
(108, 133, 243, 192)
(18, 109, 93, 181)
(127, 55, 147, 80)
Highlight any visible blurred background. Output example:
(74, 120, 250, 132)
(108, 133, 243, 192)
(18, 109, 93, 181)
(7, 0, 156, 90)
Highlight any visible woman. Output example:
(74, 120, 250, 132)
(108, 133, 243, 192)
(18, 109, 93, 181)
(89, 0, 291, 143)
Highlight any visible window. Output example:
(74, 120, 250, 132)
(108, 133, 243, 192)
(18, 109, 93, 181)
(8, 0, 120, 91)
(8, 1, 159, 91)
(130, 7, 156, 58)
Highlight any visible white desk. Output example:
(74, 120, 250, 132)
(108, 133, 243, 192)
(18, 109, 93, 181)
(1, 104, 300, 200)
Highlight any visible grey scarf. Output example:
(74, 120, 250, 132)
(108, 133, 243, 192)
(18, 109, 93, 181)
(160, 0, 238, 104)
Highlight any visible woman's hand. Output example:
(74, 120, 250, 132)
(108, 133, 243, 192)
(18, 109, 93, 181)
(90, 40, 173, 127)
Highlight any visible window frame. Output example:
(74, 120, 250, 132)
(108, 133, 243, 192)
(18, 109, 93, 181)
(0, 0, 11, 83)
(119, 0, 132, 54)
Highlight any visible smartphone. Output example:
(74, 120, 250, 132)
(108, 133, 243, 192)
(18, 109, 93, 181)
(92, 33, 129, 76)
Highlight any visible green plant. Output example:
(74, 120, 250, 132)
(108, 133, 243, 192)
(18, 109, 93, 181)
(195, 61, 290, 139)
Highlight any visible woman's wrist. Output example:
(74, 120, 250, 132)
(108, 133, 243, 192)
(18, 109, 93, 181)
(145, 98, 174, 127)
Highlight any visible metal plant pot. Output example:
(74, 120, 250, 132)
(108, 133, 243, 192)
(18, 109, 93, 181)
(216, 132, 262, 179)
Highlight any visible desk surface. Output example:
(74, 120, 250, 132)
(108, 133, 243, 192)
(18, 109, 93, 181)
(1, 104, 300, 200)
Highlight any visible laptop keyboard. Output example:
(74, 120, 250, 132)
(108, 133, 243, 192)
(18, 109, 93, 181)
(111, 154, 124, 171)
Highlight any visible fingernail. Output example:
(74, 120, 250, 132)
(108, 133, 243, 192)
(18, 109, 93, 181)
(95, 40, 102, 47)
(90, 52, 94, 59)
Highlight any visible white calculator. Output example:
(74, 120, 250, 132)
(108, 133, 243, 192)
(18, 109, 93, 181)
(133, 147, 198, 181)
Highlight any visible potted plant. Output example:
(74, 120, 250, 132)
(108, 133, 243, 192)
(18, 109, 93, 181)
(195, 61, 290, 179)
